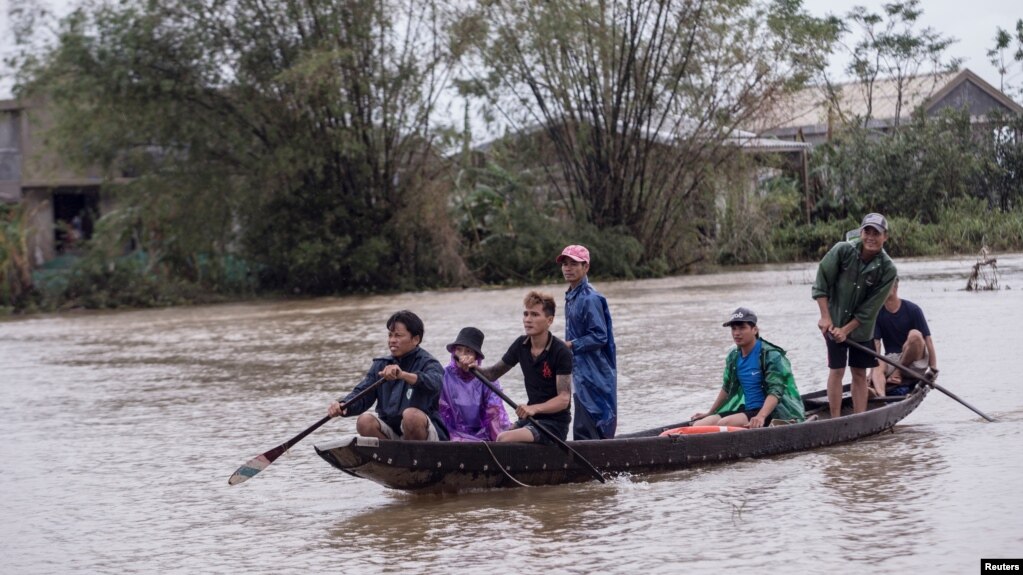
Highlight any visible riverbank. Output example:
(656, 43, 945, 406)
(5, 202, 1021, 315)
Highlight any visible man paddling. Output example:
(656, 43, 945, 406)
(455, 291, 573, 444)
(812, 213, 898, 418)
(327, 310, 448, 441)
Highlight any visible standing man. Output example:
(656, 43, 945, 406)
(457, 291, 573, 444)
(870, 278, 938, 397)
(328, 310, 448, 441)
(558, 244, 617, 440)
(812, 213, 898, 418)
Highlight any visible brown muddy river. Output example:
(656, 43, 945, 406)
(2, 254, 1022, 574)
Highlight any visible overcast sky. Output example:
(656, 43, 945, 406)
(1, 0, 1021, 98)
(801, 0, 1021, 91)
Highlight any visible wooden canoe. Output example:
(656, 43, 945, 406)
(314, 384, 929, 493)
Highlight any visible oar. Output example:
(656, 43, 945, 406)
(842, 338, 995, 422)
(470, 367, 606, 483)
(228, 377, 387, 485)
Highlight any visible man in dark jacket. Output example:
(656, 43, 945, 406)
(328, 310, 448, 441)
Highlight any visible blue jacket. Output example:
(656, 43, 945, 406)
(341, 346, 449, 440)
(565, 278, 617, 437)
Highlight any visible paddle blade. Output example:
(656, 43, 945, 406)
(228, 454, 273, 486)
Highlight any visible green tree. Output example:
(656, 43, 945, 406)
(988, 19, 1023, 100)
(809, 107, 988, 222)
(13, 0, 469, 296)
(0, 202, 35, 309)
(975, 110, 1023, 212)
(452, 0, 837, 270)
(832, 0, 959, 128)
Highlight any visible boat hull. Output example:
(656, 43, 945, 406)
(315, 385, 929, 493)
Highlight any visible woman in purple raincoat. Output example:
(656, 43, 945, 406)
(439, 327, 512, 441)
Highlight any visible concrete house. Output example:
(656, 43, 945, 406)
(1, 98, 125, 265)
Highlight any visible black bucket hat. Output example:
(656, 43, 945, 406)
(446, 327, 485, 359)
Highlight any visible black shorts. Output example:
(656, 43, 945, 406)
(718, 405, 774, 426)
(825, 336, 878, 369)
(514, 418, 569, 446)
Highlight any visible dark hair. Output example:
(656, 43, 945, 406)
(387, 310, 424, 341)
(524, 291, 556, 317)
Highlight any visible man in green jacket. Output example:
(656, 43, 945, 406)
(692, 307, 805, 428)
(812, 213, 898, 418)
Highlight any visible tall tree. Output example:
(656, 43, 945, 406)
(838, 0, 959, 128)
(453, 0, 836, 267)
(987, 18, 1023, 100)
(14, 0, 469, 293)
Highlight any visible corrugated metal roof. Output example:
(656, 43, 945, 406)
(727, 135, 810, 152)
(751, 71, 961, 134)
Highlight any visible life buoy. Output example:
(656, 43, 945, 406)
(659, 425, 746, 437)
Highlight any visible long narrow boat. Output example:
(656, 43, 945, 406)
(314, 384, 929, 493)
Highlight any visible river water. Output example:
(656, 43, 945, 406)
(2, 254, 1022, 574)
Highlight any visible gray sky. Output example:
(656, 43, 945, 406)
(2, 0, 1021, 99)
(801, 0, 1022, 91)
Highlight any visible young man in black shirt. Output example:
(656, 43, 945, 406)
(456, 291, 573, 443)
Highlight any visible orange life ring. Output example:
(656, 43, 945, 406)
(659, 425, 746, 437)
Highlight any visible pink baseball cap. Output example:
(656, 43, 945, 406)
(557, 244, 590, 264)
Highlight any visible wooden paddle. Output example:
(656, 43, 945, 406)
(470, 367, 606, 483)
(228, 376, 387, 485)
(842, 338, 995, 422)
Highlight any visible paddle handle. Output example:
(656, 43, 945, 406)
(281, 376, 389, 453)
(842, 338, 995, 422)
(228, 377, 388, 485)
(470, 367, 606, 483)
(278, 376, 388, 452)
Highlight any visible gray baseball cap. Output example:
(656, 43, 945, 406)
(723, 307, 758, 327)
(860, 212, 888, 233)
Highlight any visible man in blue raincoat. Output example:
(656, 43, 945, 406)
(558, 245, 617, 440)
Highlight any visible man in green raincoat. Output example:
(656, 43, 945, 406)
(692, 307, 805, 428)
